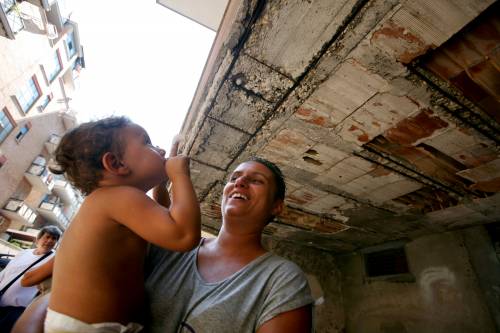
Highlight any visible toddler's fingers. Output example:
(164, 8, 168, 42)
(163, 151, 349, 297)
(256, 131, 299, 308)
(169, 135, 182, 157)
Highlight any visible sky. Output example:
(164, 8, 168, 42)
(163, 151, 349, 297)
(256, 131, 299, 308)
(70, 1, 215, 150)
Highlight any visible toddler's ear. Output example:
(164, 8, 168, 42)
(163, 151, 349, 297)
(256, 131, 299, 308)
(102, 152, 130, 175)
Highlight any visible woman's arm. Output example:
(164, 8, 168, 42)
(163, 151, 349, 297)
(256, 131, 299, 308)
(257, 305, 312, 333)
(20, 257, 54, 287)
(11, 292, 50, 333)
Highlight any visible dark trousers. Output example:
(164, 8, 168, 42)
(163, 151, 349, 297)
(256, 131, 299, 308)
(0, 306, 25, 332)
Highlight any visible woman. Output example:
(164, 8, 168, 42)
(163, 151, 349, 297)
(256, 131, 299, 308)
(145, 157, 313, 332)
(0, 226, 61, 332)
(13, 158, 313, 332)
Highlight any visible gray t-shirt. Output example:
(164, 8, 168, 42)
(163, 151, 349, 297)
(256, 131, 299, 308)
(145, 243, 313, 333)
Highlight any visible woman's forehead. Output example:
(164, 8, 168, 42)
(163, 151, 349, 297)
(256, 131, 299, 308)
(233, 161, 272, 176)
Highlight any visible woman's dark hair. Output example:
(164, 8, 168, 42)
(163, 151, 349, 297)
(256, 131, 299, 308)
(249, 157, 286, 200)
(37, 225, 62, 241)
(49, 116, 132, 195)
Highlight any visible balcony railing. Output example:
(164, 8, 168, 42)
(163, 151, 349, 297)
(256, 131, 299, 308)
(52, 176, 79, 206)
(44, 134, 61, 155)
(24, 156, 54, 193)
(37, 199, 69, 229)
(1, 198, 37, 224)
(0, 0, 24, 39)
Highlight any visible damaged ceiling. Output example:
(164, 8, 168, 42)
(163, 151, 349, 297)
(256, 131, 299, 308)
(179, 0, 500, 252)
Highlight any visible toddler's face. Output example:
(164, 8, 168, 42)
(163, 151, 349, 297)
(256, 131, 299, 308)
(120, 124, 167, 190)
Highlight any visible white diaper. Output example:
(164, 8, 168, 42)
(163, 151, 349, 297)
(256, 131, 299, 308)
(45, 308, 143, 333)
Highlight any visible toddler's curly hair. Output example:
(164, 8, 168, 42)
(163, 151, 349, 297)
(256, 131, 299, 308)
(50, 116, 132, 195)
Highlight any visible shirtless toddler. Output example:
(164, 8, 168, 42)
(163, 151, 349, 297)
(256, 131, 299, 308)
(46, 116, 201, 332)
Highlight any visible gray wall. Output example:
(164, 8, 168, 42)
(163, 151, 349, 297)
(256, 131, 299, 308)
(264, 237, 345, 333)
(337, 228, 497, 333)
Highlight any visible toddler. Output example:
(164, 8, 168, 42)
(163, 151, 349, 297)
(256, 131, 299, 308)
(45, 116, 201, 332)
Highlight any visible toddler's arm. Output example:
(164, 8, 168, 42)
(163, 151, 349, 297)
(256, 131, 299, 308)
(99, 157, 200, 252)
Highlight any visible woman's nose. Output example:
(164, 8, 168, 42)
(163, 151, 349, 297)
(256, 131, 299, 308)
(234, 176, 249, 187)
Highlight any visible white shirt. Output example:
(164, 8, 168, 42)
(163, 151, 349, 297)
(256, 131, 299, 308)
(0, 249, 54, 307)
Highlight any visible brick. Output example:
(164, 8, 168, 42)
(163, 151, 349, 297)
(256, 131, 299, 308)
(336, 93, 420, 145)
(365, 179, 423, 204)
(261, 128, 315, 164)
(244, 0, 358, 78)
(317, 156, 376, 186)
(302, 59, 389, 127)
(190, 118, 251, 169)
(230, 53, 294, 103)
(457, 158, 500, 182)
(189, 161, 226, 199)
(210, 81, 274, 134)
(287, 186, 328, 207)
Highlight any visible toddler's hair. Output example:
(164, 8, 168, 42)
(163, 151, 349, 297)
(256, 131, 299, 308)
(50, 116, 132, 195)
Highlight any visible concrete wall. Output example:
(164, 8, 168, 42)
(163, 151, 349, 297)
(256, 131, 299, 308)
(337, 228, 497, 333)
(264, 237, 345, 333)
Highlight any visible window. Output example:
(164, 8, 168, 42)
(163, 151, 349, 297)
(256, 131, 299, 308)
(46, 50, 62, 82)
(38, 94, 52, 112)
(0, 108, 15, 143)
(15, 122, 31, 143)
(66, 31, 77, 59)
(16, 76, 41, 113)
(364, 247, 410, 278)
(1, 0, 24, 34)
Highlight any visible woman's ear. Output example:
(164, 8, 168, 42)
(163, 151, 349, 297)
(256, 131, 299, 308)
(271, 199, 284, 217)
(102, 152, 130, 175)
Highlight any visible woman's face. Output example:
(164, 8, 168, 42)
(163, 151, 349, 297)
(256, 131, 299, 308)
(221, 161, 283, 226)
(35, 233, 58, 254)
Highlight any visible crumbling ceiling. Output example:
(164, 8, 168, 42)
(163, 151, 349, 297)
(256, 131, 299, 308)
(179, 0, 500, 252)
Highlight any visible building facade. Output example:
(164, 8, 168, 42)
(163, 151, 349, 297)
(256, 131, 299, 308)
(0, 0, 84, 254)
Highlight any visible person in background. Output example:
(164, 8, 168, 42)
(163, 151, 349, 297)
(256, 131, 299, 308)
(0, 226, 61, 331)
(21, 256, 55, 297)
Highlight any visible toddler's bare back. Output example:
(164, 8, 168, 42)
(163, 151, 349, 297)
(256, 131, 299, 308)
(49, 188, 148, 324)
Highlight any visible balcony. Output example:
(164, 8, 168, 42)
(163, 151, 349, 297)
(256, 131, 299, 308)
(24, 156, 54, 193)
(52, 175, 78, 206)
(44, 134, 61, 155)
(25, 0, 56, 11)
(37, 195, 69, 229)
(0, 0, 24, 39)
(1, 198, 37, 224)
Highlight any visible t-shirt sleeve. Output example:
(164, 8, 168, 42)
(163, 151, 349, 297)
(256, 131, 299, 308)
(257, 260, 314, 328)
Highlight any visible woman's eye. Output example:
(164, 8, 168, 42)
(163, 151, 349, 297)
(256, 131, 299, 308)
(251, 179, 263, 184)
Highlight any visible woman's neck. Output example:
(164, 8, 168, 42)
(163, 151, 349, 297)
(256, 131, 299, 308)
(213, 226, 265, 257)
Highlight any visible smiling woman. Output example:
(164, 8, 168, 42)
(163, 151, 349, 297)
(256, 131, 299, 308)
(145, 158, 314, 333)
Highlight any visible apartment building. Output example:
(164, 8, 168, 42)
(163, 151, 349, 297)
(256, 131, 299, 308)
(0, 0, 84, 254)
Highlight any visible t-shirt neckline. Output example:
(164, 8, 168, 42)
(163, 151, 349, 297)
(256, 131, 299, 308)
(193, 239, 272, 286)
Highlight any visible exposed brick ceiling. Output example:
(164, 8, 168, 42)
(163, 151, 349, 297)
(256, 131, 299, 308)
(180, 0, 500, 253)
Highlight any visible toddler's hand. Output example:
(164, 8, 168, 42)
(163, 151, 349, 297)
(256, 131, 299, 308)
(165, 156, 191, 179)
(169, 135, 182, 157)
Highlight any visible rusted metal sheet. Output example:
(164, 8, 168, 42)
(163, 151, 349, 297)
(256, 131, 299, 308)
(384, 109, 449, 145)
(421, 2, 500, 122)
(393, 187, 459, 213)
